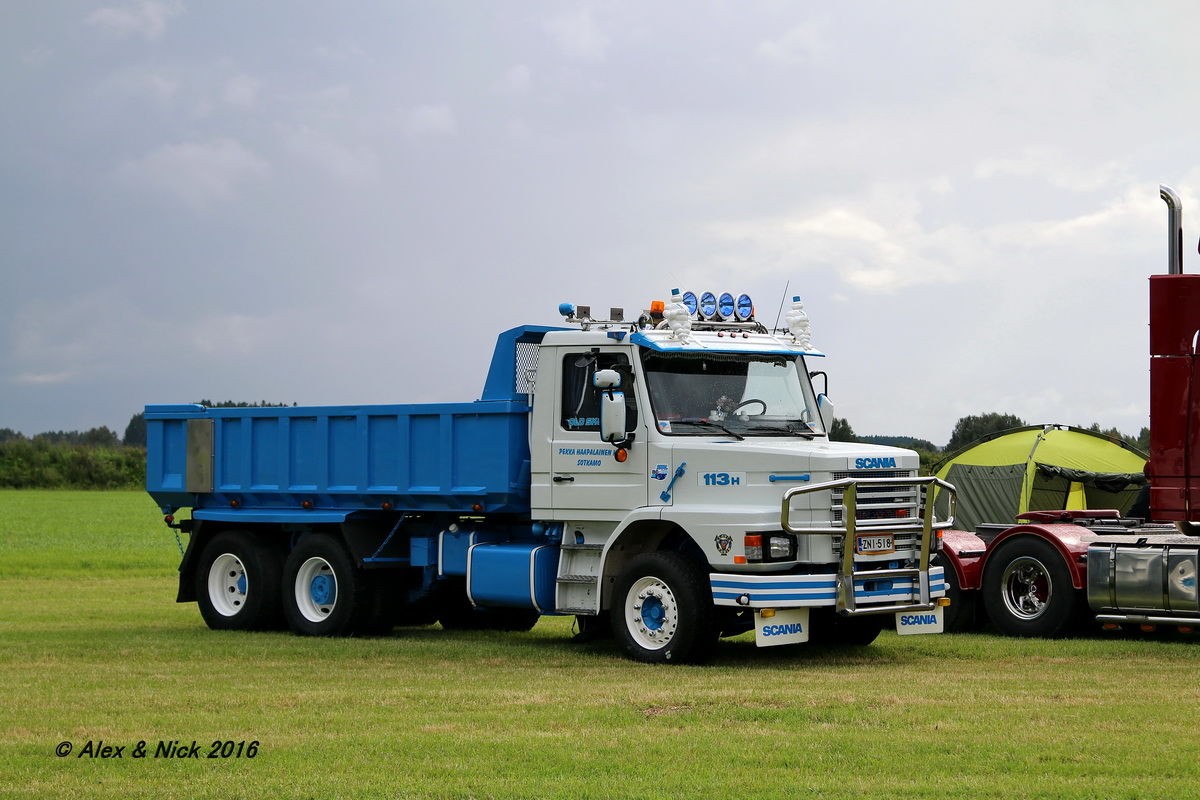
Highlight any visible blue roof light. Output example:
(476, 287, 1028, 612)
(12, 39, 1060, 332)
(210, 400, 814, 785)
(718, 292, 735, 320)
(699, 291, 717, 319)
(681, 291, 698, 317)
(558, 302, 576, 318)
(736, 293, 753, 321)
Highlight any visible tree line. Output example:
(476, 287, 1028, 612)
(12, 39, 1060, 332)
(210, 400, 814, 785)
(1, 407, 1150, 489)
(829, 412, 1150, 473)
(0, 401, 293, 490)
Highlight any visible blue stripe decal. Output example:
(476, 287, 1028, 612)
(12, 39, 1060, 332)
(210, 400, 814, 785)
(769, 474, 811, 482)
(714, 591, 837, 601)
(711, 579, 836, 590)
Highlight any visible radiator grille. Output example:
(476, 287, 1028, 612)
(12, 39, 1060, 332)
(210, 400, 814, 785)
(829, 470, 922, 556)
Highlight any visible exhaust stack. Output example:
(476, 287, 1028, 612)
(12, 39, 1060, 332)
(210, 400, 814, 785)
(1161, 184, 1184, 275)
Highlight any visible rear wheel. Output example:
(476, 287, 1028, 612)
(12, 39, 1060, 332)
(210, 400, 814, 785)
(807, 609, 885, 646)
(436, 580, 540, 632)
(610, 551, 718, 664)
(982, 538, 1086, 638)
(283, 533, 373, 636)
(195, 531, 283, 631)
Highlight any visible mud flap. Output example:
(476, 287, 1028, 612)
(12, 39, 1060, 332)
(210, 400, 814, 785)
(896, 606, 944, 635)
(754, 608, 810, 646)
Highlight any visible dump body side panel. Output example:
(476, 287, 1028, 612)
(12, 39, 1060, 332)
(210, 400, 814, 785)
(145, 401, 533, 517)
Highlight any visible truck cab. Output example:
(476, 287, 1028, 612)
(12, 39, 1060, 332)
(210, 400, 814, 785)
(492, 291, 954, 659)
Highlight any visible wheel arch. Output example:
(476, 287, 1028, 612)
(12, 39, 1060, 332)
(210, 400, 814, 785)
(939, 530, 987, 591)
(983, 526, 1087, 589)
(177, 519, 299, 602)
(598, 520, 708, 611)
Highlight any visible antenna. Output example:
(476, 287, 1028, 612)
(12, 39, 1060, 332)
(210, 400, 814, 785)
(772, 281, 790, 332)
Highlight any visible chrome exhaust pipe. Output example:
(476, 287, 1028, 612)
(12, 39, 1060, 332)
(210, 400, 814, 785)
(1161, 184, 1184, 275)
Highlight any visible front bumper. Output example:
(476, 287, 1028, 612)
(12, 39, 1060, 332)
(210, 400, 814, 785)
(711, 566, 948, 610)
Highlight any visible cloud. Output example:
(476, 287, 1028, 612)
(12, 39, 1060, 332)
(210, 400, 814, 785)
(282, 126, 378, 185)
(86, 0, 183, 40)
(11, 372, 73, 386)
(543, 10, 609, 61)
(114, 138, 269, 209)
(21, 46, 54, 68)
(756, 20, 830, 65)
(495, 64, 532, 96)
(399, 104, 458, 137)
(705, 201, 967, 295)
(224, 75, 262, 109)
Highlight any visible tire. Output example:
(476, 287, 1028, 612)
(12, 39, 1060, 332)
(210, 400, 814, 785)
(195, 531, 284, 631)
(610, 551, 718, 664)
(807, 609, 885, 646)
(436, 580, 540, 632)
(282, 533, 373, 637)
(356, 571, 402, 636)
(933, 554, 978, 633)
(981, 537, 1086, 638)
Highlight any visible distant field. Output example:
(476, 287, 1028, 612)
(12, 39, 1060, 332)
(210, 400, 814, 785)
(4, 489, 1200, 799)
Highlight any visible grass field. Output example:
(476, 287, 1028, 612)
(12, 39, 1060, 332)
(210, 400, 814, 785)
(4, 489, 1200, 799)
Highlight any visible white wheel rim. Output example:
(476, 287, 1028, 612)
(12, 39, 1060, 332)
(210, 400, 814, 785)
(207, 553, 248, 617)
(294, 556, 337, 623)
(624, 575, 679, 651)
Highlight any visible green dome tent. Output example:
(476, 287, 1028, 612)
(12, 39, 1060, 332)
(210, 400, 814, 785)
(933, 425, 1147, 532)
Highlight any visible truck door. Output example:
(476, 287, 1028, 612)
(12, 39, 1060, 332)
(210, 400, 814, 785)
(549, 349, 648, 520)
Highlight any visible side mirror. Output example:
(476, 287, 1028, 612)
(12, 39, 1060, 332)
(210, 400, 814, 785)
(593, 369, 621, 391)
(816, 394, 835, 434)
(599, 391, 628, 444)
(594, 369, 633, 448)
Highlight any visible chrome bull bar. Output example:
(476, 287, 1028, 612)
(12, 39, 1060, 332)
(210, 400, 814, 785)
(780, 476, 957, 616)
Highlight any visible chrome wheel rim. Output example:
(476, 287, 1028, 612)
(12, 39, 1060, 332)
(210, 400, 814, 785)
(1000, 556, 1052, 620)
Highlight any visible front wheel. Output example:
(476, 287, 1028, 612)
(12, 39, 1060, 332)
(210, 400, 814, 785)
(610, 551, 718, 664)
(981, 538, 1086, 638)
(195, 531, 284, 631)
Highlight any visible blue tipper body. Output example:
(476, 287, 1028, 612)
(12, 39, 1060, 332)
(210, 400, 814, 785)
(144, 325, 561, 523)
(145, 401, 533, 522)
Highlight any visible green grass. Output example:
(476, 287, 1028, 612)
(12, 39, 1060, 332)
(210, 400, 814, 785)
(4, 490, 1200, 798)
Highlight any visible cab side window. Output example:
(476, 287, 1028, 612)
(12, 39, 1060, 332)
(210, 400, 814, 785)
(561, 352, 639, 432)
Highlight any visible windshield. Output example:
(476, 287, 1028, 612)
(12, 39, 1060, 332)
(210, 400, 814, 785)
(640, 350, 824, 437)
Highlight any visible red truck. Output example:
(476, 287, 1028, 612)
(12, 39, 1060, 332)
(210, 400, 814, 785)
(938, 185, 1200, 637)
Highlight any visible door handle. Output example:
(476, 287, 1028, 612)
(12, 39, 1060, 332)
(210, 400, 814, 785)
(553, 475, 575, 483)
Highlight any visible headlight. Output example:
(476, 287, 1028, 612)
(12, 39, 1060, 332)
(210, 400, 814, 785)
(744, 532, 797, 563)
(768, 534, 796, 561)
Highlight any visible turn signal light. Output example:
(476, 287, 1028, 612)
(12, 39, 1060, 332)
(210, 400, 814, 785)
(744, 534, 763, 562)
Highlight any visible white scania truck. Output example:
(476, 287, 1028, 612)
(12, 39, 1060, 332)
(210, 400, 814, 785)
(146, 289, 955, 663)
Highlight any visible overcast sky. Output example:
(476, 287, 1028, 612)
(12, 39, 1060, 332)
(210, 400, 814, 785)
(4, 1, 1200, 446)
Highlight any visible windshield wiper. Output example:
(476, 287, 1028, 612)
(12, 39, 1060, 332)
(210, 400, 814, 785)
(675, 419, 745, 440)
(747, 424, 817, 439)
